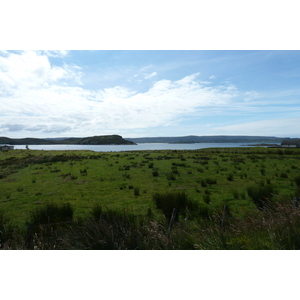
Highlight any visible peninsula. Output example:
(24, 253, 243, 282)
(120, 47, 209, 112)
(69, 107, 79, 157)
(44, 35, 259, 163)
(0, 135, 136, 145)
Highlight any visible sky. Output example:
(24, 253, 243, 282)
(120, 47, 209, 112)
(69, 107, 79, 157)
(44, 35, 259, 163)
(0, 50, 299, 138)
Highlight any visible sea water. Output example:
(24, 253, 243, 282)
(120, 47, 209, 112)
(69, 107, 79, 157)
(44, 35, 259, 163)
(12, 143, 278, 152)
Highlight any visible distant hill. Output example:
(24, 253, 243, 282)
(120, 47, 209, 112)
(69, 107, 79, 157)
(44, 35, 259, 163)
(0, 135, 136, 145)
(0, 137, 58, 145)
(125, 135, 285, 144)
(76, 135, 136, 145)
(1, 135, 288, 146)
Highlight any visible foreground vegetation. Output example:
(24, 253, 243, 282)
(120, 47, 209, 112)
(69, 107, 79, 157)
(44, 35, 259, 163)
(1, 147, 300, 249)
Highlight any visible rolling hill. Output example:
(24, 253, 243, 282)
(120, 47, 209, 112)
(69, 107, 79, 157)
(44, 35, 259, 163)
(125, 135, 285, 144)
(0, 135, 136, 145)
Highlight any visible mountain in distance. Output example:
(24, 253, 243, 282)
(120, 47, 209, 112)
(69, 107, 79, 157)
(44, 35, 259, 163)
(0, 135, 136, 145)
(1, 134, 289, 146)
(69, 135, 136, 145)
(125, 135, 286, 144)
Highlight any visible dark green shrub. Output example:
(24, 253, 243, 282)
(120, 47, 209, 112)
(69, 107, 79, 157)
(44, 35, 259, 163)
(203, 194, 211, 204)
(0, 211, 13, 249)
(232, 189, 240, 200)
(206, 178, 217, 185)
(171, 167, 179, 175)
(79, 209, 170, 250)
(124, 173, 131, 179)
(80, 169, 87, 175)
(91, 204, 103, 220)
(295, 175, 300, 187)
(227, 174, 234, 181)
(198, 204, 213, 219)
(153, 192, 199, 222)
(280, 172, 288, 179)
(134, 187, 140, 196)
(152, 170, 159, 177)
(247, 184, 275, 211)
(30, 203, 74, 225)
(166, 173, 176, 181)
(200, 179, 207, 187)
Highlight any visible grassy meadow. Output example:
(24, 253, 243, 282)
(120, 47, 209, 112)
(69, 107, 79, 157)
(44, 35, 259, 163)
(1, 147, 300, 249)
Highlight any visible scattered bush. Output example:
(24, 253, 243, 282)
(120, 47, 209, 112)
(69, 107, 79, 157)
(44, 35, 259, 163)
(166, 173, 176, 181)
(153, 191, 199, 222)
(80, 169, 87, 175)
(227, 174, 234, 181)
(203, 194, 211, 204)
(134, 187, 140, 196)
(30, 203, 74, 225)
(247, 184, 275, 211)
(152, 170, 159, 177)
(280, 172, 288, 179)
(295, 175, 300, 187)
(206, 178, 217, 185)
(200, 179, 207, 187)
(91, 204, 103, 220)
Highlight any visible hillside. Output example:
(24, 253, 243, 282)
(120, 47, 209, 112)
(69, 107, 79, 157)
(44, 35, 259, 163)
(76, 135, 136, 145)
(1, 135, 287, 145)
(0, 135, 136, 145)
(125, 135, 285, 144)
(0, 137, 58, 145)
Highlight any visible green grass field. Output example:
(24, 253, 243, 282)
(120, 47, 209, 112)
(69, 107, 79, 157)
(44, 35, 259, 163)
(1, 147, 300, 249)
(1, 147, 299, 225)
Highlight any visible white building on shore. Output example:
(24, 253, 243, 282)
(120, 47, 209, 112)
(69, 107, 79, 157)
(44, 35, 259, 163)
(0, 144, 14, 151)
(281, 139, 300, 148)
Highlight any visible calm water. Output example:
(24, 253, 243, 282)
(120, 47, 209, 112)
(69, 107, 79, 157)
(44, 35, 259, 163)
(12, 143, 276, 152)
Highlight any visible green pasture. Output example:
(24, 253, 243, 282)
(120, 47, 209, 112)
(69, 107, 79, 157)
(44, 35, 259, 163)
(0, 147, 300, 227)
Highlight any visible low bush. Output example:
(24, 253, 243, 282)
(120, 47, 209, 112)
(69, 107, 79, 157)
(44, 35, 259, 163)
(134, 187, 140, 196)
(227, 174, 234, 181)
(153, 191, 199, 222)
(247, 184, 275, 211)
(295, 175, 300, 187)
(30, 203, 74, 225)
(152, 169, 159, 177)
(91, 204, 103, 220)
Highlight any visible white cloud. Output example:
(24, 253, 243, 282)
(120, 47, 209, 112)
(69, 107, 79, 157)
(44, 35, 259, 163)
(2, 51, 296, 138)
(243, 91, 260, 101)
(210, 118, 300, 137)
(0, 51, 81, 92)
(144, 72, 157, 79)
(43, 50, 69, 57)
(0, 53, 240, 137)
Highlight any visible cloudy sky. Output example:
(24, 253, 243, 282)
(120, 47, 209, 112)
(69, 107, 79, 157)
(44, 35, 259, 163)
(0, 50, 300, 138)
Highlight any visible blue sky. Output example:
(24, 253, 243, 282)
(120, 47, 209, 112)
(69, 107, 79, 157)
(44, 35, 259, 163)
(0, 50, 299, 138)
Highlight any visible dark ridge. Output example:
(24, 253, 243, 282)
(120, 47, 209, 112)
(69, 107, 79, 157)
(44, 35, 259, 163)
(125, 135, 286, 144)
(0, 135, 136, 145)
